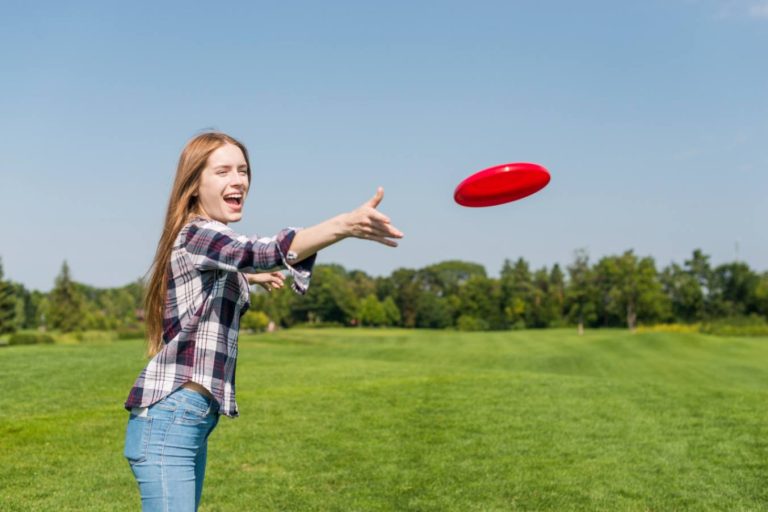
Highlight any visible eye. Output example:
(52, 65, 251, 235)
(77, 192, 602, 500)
(238, 169, 248, 175)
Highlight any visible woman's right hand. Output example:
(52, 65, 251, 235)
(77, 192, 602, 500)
(342, 187, 404, 247)
(284, 187, 404, 264)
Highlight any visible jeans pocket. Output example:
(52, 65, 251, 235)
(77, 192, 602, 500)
(178, 405, 209, 426)
(152, 398, 178, 412)
(124, 415, 153, 464)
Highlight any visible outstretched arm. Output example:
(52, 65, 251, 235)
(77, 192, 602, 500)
(286, 187, 404, 264)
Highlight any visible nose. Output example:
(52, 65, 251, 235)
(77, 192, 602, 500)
(232, 171, 248, 190)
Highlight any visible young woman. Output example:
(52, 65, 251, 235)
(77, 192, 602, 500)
(123, 132, 403, 511)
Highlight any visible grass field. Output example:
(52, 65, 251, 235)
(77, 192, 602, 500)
(1, 328, 767, 511)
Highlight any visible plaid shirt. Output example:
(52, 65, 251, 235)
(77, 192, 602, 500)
(125, 216, 315, 417)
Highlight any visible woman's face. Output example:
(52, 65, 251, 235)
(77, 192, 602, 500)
(195, 143, 249, 224)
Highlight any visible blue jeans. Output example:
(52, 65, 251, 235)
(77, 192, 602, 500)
(124, 388, 220, 511)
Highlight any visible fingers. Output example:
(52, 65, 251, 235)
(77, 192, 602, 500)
(266, 272, 285, 291)
(366, 225, 403, 241)
(354, 215, 403, 239)
(371, 218, 403, 238)
(365, 187, 384, 209)
(367, 236, 399, 247)
(357, 221, 403, 247)
(351, 188, 403, 245)
(353, 210, 401, 236)
(253, 271, 286, 292)
(369, 209, 391, 225)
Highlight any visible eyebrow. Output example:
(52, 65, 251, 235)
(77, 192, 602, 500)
(212, 164, 248, 170)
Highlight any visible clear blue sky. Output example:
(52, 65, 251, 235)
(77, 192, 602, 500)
(1, 0, 766, 291)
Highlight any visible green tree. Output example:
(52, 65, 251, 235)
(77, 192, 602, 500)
(548, 264, 566, 327)
(48, 261, 86, 333)
(36, 296, 50, 330)
(420, 260, 487, 297)
(565, 249, 597, 334)
(388, 268, 422, 327)
(660, 262, 703, 322)
(24, 289, 46, 329)
(685, 249, 720, 319)
(711, 262, 760, 317)
(458, 275, 503, 330)
(14, 295, 25, 330)
(358, 294, 387, 326)
(0, 258, 17, 335)
(529, 267, 563, 328)
(251, 286, 297, 327)
(347, 270, 377, 302)
(382, 296, 401, 326)
(293, 265, 357, 324)
(755, 272, 768, 320)
(415, 293, 454, 328)
(595, 251, 668, 331)
(500, 258, 534, 328)
(526, 265, 566, 328)
(5, 282, 34, 330)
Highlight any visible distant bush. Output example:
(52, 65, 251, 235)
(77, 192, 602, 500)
(117, 326, 145, 340)
(701, 315, 768, 337)
(456, 315, 489, 332)
(74, 330, 117, 343)
(636, 323, 701, 334)
(292, 321, 345, 329)
(241, 311, 270, 333)
(8, 332, 55, 346)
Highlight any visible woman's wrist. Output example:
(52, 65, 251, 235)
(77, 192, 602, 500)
(331, 213, 352, 240)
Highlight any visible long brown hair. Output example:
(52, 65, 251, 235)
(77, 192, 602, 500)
(144, 132, 251, 356)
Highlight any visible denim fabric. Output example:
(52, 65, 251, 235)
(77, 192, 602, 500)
(124, 387, 220, 511)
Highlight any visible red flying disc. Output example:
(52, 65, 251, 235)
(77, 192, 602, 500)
(454, 162, 550, 207)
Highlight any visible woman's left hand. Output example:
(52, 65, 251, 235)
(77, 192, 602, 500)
(246, 271, 286, 292)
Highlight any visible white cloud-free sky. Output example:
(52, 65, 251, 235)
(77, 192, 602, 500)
(1, 0, 766, 291)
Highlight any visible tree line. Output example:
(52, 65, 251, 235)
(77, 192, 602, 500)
(0, 259, 144, 336)
(251, 248, 768, 332)
(1, 249, 766, 336)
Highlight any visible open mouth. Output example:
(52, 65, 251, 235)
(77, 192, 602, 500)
(224, 194, 243, 207)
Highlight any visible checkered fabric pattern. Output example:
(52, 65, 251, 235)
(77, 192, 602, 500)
(125, 216, 315, 417)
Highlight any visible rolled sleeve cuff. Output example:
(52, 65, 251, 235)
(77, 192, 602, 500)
(276, 228, 317, 295)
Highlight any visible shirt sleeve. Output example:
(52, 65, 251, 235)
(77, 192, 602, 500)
(182, 220, 316, 294)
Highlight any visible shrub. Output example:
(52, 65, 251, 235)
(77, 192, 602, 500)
(701, 315, 768, 337)
(636, 323, 701, 334)
(456, 315, 489, 332)
(75, 330, 117, 343)
(292, 321, 345, 329)
(241, 311, 270, 333)
(117, 326, 145, 340)
(8, 332, 55, 346)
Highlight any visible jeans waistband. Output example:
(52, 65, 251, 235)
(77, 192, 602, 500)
(174, 387, 218, 412)
(130, 387, 220, 418)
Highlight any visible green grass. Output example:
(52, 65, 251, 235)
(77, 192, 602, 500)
(1, 329, 767, 511)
